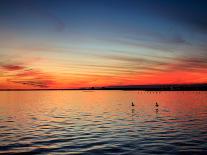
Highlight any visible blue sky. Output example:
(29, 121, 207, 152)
(0, 0, 207, 89)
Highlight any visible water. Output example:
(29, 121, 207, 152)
(0, 90, 207, 154)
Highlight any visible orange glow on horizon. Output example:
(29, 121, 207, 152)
(1, 67, 206, 89)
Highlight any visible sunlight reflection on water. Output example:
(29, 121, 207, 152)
(0, 90, 207, 154)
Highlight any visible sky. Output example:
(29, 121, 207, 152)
(0, 0, 207, 89)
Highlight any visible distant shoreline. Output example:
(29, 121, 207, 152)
(1, 84, 207, 91)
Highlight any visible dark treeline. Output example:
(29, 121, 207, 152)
(87, 83, 207, 91)
(1, 84, 207, 91)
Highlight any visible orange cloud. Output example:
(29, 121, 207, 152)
(1, 64, 25, 71)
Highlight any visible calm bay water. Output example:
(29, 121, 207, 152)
(0, 90, 207, 154)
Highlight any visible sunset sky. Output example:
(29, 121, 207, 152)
(0, 0, 207, 89)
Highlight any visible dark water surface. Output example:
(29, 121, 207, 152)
(0, 91, 207, 154)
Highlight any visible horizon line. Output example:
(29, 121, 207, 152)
(1, 83, 207, 91)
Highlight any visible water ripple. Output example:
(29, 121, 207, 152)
(0, 91, 207, 154)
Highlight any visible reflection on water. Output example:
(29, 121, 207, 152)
(0, 91, 207, 154)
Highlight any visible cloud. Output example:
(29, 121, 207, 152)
(168, 57, 207, 72)
(27, 2, 65, 32)
(102, 27, 191, 56)
(9, 68, 55, 88)
(15, 69, 43, 77)
(1, 64, 25, 71)
(88, 52, 207, 78)
(7, 69, 55, 88)
(95, 53, 168, 66)
(0, 62, 55, 88)
(8, 79, 53, 88)
(44, 12, 65, 32)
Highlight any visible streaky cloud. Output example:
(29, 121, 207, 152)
(1, 64, 25, 71)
